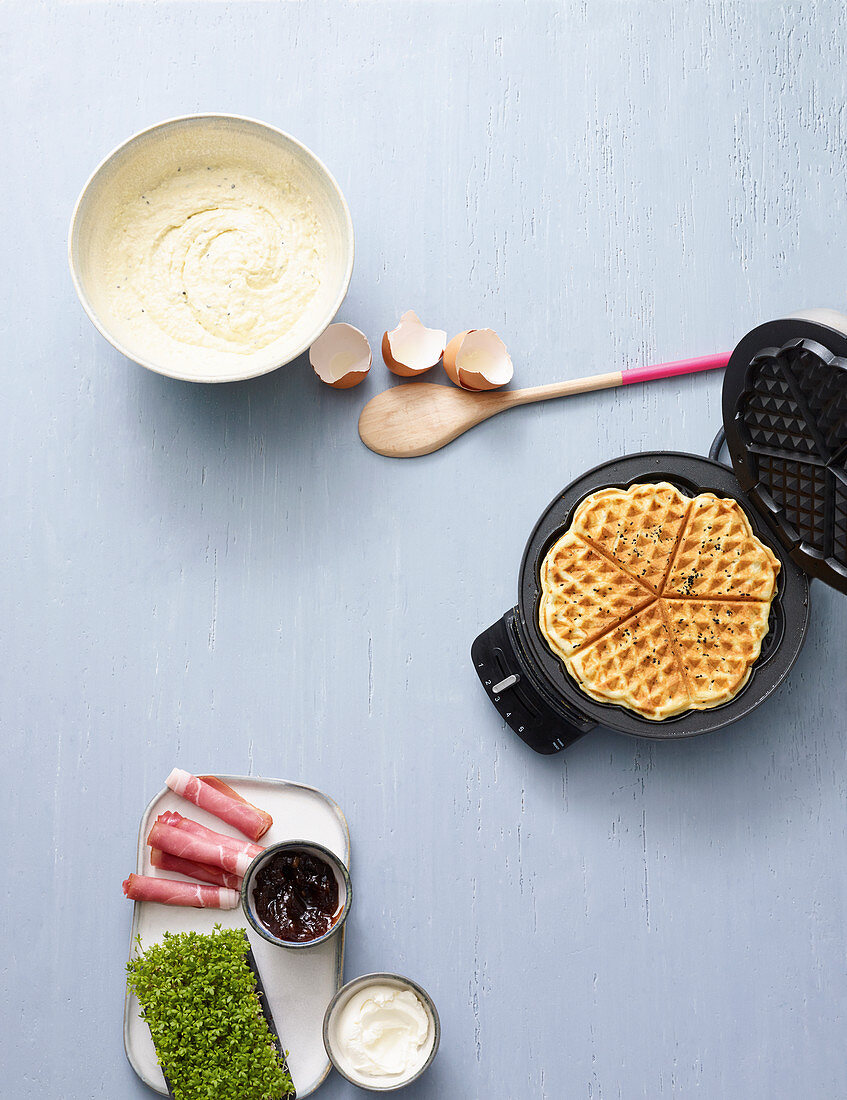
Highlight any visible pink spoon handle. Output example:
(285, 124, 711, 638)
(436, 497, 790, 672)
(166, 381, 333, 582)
(622, 352, 731, 386)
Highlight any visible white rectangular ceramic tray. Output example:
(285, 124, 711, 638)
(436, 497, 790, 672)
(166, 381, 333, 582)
(124, 776, 350, 1098)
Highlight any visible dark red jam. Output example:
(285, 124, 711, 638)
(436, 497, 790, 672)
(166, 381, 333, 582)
(253, 850, 340, 943)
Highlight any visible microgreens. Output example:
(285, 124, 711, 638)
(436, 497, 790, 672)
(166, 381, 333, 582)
(126, 925, 295, 1099)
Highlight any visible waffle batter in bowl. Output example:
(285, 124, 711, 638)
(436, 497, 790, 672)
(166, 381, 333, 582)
(69, 115, 354, 382)
(106, 163, 323, 357)
(538, 482, 781, 720)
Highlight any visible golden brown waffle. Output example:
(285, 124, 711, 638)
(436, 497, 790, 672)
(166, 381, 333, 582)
(539, 482, 780, 720)
(569, 481, 692, 592)
(568, 602, 690, 720)
(664, 493, 781, 599)
(539, 531, 655, 660)
(664, 599, 772, 705)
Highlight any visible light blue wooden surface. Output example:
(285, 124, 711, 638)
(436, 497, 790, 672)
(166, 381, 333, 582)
(3, 2, 847, 1097)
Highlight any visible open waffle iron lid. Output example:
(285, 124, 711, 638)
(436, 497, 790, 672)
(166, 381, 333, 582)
(722, 310, 847, 595)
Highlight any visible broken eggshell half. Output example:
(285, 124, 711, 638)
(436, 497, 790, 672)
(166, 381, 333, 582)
(442, 329, 513, 391)
(310, 323, 372, 389)
(381, 311, 447, 377)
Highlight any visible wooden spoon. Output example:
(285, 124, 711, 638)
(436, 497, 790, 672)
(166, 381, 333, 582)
(358, 353, 731, 458)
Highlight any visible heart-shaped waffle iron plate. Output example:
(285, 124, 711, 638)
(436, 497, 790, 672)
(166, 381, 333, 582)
(724, 322, 847, 594)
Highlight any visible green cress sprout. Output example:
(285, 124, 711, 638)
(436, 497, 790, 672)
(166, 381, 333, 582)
(126, 926, 295, 1100)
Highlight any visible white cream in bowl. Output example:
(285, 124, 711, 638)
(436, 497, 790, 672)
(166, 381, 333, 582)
(70, 115, 354, 382)
(106, 163, 324, 357)
(324, 974, 439, 1091)
(335, 985, 430, 1078)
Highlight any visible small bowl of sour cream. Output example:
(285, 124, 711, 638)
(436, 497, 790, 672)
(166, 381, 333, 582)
(323, 973, 440, 1091)
(69, 114, 354, 383)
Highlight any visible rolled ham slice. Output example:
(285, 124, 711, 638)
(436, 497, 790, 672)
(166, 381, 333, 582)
(147, 820, 254, 878)
(122, 873, 239, 909)
(149, 848, 242, 890)
(166, 769, 273, 842)
(154, 811, 263, 861)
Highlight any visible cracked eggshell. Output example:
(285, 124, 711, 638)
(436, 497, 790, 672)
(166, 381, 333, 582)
(381, 310, 447, 377)
(443, 328, 513, 391)
(310, 323, 372, 389)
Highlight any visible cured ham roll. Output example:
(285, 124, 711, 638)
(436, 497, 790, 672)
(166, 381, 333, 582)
(122, 873, 239, 909)
(154, 811, 263, 860)
(166, 769, 273, 842)
(149, 848, 242, 891)
(147, 821, 255, 878)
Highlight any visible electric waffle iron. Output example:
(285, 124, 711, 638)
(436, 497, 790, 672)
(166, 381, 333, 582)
(472, 309, 847, 753)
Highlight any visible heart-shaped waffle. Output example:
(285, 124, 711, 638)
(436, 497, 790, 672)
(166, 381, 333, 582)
(569, 481, 691, 593)
(539, 530, 655, 660)
(539, 482, 780, 720)
(664, 494, 781, 600)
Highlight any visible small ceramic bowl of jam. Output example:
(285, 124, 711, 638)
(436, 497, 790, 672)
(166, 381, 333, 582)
(241, 840, 352, 949)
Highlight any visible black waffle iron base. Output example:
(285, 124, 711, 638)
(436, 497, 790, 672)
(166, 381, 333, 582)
(473, 309, 847, 754)
(472, 452, 810, 753)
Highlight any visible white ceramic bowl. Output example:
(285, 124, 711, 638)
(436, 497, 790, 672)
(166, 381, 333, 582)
(69, 114, 354, 383)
